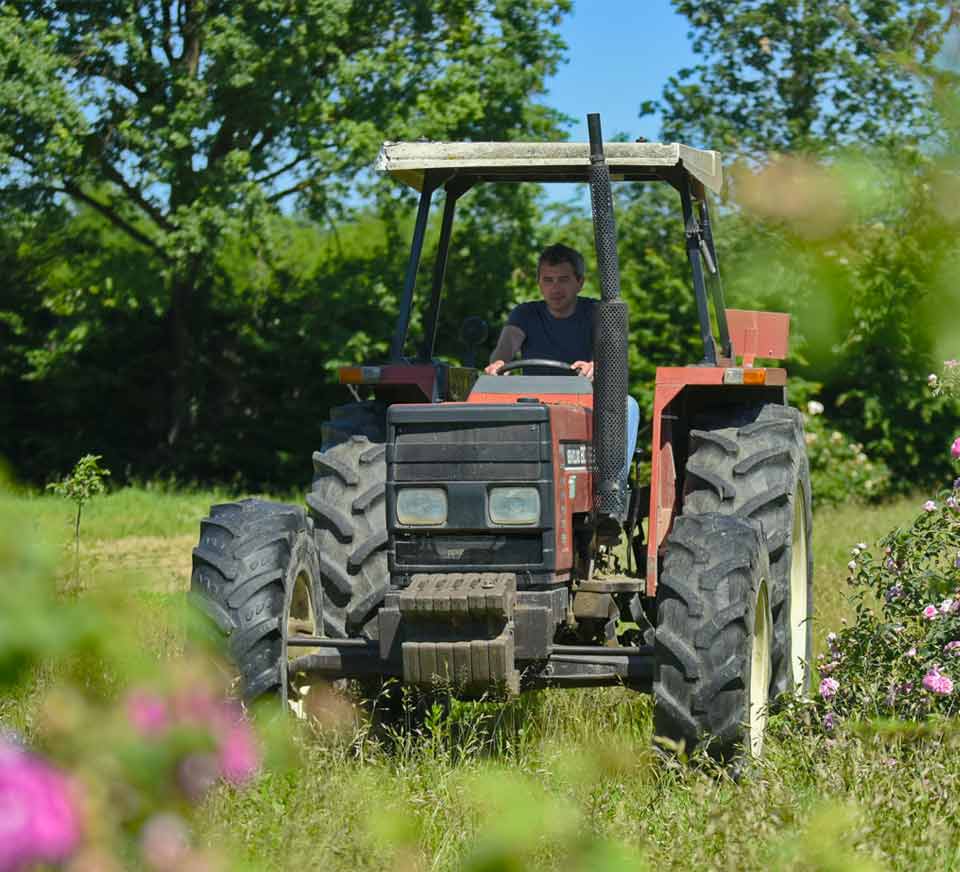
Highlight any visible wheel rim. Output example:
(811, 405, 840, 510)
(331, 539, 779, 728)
(286, 569, 317, 718)
(789, 490, 810, 692)
(749, 580, 771, 757)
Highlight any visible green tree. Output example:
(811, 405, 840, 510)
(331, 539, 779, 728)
(47, 453, 111, 587)
(657, 0, 952, 158)
(0, 0, 570, 457)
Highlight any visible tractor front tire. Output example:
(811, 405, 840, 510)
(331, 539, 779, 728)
(653, 513, 773, 761)
(682, 403, 813, 700)
(190, 499, 320, 703)
(307, 435, 389, 639)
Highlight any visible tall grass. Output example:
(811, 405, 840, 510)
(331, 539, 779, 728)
(11, 486, 951, 870)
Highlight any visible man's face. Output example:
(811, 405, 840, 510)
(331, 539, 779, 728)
(538, 260, 584, 317)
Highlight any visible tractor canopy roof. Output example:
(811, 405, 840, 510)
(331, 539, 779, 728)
(375, 140, 723, 195)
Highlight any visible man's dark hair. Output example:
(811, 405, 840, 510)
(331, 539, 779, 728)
(538, 243, 585, 281)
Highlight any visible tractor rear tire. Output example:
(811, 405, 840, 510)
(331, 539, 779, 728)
(190, 499, 320, 703)
(653, 513, 773, 761)
(681, 403, 813, 700)
(307, 435, 389, 639)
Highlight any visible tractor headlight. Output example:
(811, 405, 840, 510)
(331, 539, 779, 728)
(489, 487, 540, 526)
(396, 488, 447, 526)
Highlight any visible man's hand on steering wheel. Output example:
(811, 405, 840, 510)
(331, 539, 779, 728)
(572, 360, 594, 381)
(484, 359, 506, 375)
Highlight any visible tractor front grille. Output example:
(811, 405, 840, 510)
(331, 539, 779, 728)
(394, 533, 542, 568)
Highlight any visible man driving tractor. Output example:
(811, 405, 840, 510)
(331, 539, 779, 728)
(485, 242, 640, 471)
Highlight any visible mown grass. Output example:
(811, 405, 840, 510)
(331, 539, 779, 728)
(13, 486, 960, 870)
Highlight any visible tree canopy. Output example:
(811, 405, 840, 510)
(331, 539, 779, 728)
(0, 0, 571, 466)
(656, 0, 954, 158)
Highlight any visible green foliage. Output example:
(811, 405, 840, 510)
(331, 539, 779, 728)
(931, 359, 960, 398)
(0, 0, 571, 479)
(803, 405, 892, 507)
(46, 453, 110, 510)
(658, 0, 952, 158)
(46, 453, 110, 585)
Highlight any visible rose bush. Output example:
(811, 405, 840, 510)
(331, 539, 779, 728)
(0, 482, 266, 871)
(807, 397, 960, 729)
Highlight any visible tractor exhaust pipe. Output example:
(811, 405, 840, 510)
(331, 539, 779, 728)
(587, 113, 629, 522)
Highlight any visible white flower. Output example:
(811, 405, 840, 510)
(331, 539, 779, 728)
(928, 373, 939, 387)
(847, 560, 857, 571)
(856, 542, 867, 550)
(806, 400, 824, 416)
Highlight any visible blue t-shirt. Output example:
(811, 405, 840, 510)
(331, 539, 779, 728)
(507, 298, 596, 364)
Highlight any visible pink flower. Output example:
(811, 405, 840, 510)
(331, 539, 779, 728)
(922, 668, 954, 695)
(906, 647, 917, 658)
(823, 712, 836, 730)
(217, 721, 259, 785)
(0, 740, 81, 871)
(819, 677, 839, 700)
(207, 700, 260, 785)
(923, 499, 937, 512)
(126, 690, 170, 737)
(948, 496, 958, 510)
(923, 604, 940, 620)
(952, 437, 960, 460)
(944, 641, 960, 655)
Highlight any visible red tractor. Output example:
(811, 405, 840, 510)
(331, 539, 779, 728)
(190, 115, 812, 760)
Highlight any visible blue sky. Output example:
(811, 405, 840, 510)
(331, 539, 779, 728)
(543, 0, 697, 142)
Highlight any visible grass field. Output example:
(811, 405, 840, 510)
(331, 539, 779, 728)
(7, 487, 960, 870)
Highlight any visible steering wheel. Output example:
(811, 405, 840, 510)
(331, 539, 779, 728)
(498, 358, 578, 375)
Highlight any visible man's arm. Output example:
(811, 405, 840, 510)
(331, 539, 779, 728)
(484, 325, 525, 374)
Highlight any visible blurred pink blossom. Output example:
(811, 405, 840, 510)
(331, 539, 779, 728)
(819, 677, 839, 700)
(216, 718, 259, 785)
(126, 690, 170, 737)
(176, 754, 220, 802)
(906, 647, 917, 658)
(823, 712, 836, 730)
(923, 604, 940, 620)
(133, 685, 260, 793)
(140, 813, 190, 871)
(0, 740, 81, 872)
(944, 641, 960, 655)
(923, 500, 937, 512)
(922, 668, 954, 695)
(941, 599, 956, 615)
(952, 437, 960, 460)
